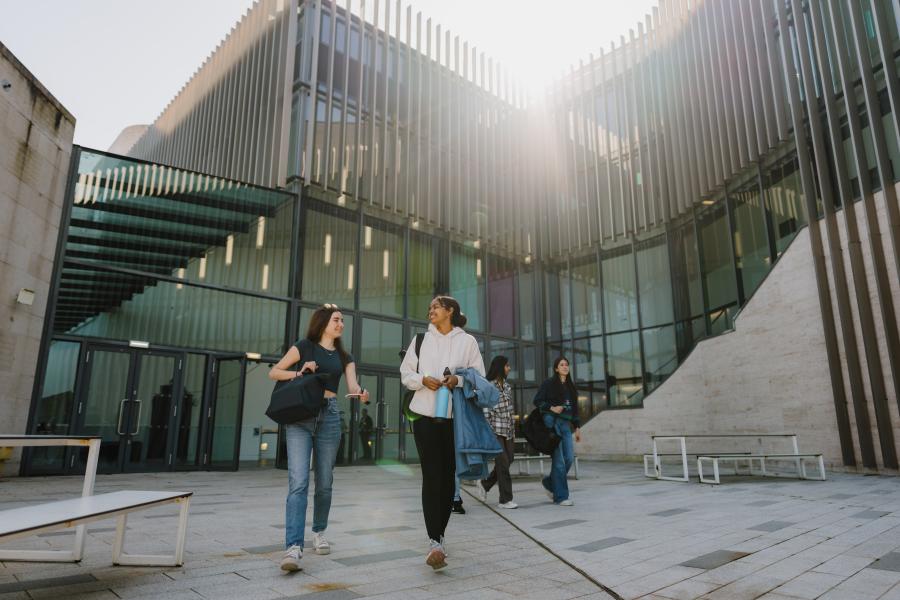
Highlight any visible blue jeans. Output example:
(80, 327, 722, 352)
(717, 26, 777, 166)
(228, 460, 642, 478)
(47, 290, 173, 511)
(285, 398, 341, 548)
(541, 414, 574, 503)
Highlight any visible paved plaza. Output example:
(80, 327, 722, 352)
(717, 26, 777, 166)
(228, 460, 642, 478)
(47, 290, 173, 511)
(1, 461, 899, 599)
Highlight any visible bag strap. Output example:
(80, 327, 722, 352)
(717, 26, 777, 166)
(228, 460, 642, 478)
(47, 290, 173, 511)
(414, 332, 425, 373)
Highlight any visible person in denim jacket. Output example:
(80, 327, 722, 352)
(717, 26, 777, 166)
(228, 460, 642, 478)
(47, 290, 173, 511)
(533, 356, 581, 506)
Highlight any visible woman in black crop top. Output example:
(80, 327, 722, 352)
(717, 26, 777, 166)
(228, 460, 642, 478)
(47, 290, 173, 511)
(269, 304, 369, 571)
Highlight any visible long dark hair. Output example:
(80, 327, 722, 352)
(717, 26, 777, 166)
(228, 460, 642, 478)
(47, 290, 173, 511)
(486, 355, 509, 383)
(551, 355, 578, 400)
(433, 295, 468, 328)
(305, 304, 351, 366)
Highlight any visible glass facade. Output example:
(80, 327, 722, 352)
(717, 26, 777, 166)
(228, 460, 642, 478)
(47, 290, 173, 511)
(28, 0, 900, 474)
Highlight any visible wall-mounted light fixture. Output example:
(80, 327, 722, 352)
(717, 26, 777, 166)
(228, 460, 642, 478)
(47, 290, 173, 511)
(15, 289, 35, 306)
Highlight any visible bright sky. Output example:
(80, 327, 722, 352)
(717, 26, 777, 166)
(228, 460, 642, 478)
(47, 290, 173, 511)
(0, 0, 657, 151)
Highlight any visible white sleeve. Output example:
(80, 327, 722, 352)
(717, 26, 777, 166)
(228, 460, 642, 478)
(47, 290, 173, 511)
(400, 336, 424, 391)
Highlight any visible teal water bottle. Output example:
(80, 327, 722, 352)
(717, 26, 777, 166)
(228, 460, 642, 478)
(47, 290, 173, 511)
(434, 367, 452, 419)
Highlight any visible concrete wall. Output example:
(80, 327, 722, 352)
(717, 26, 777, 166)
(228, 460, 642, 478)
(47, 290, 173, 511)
(580, 188, 900, 473)
(0, 43, 75, 473)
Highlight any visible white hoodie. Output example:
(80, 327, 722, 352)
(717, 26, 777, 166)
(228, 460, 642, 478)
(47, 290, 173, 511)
(400, 324, 485, 418)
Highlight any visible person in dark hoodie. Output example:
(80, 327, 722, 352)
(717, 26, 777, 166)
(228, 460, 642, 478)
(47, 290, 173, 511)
(533, 356, 581, 506)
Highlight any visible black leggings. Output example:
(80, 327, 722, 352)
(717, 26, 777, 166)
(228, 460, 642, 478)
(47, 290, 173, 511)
(413, 417, 455, 541)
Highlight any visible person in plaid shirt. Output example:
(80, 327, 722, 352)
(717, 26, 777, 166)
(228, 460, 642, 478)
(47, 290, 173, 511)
(474, 355, 517, 509)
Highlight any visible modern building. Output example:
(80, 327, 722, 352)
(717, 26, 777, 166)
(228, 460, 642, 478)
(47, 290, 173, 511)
(19, 0, 900, 475)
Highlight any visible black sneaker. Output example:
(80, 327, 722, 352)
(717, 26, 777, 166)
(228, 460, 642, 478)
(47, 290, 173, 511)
(451, 498, 465, 514)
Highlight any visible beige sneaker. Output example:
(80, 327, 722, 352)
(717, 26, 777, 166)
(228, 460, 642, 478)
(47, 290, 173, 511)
(313, 532, 331, 555)
(425, 539, 447, 570)
(280, 545, 302, 571)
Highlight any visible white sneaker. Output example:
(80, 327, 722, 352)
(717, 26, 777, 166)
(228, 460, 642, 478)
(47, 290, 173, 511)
(545, 488, 553, 500)
(474, 481, 487, 502)
(280, 545, 302, 571)
(313, 532, 331, 555)
(498, 501, 518, 509)
(558, 499, 574, 506)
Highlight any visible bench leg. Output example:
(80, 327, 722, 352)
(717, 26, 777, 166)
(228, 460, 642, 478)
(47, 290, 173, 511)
(0, 526, 87, 563)
(113, 497, 191, 567)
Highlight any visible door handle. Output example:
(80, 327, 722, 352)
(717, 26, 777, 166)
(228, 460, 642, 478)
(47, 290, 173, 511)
(130, 400, 142, 435)
(116, 399, 128, 435)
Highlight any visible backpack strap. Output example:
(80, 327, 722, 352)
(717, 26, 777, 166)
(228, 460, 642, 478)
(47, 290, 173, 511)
(414, 332, 426, 373)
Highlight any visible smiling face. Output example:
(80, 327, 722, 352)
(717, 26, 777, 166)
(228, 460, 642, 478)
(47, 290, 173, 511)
(428, 298, 453, 327)
(504, 363, 511, 378)
(555, 359, 570, 378)
(324, 311, 344, 338)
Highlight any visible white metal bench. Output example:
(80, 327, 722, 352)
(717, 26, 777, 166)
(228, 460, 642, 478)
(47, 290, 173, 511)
(0, 435, 192, 566)
(513, 438, 579, 479)
(0, 490, 192, 566)
(648, 434, 825, 483)
(697, 453, 826, 485)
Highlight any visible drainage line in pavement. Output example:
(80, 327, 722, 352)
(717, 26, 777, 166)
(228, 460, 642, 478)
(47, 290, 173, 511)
(462, 488, 626, 600)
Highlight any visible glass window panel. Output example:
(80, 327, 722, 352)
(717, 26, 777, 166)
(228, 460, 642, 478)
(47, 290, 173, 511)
(210, 359, 242, 467)
(55, 265, 287, 355)
(175, 354, 206, 467)
(30, 340, 80, 471)
(636, 235, 674, 327)
(488, 340, 519, 380)
(732, 183, 771, 298)
(408, 232, 440, 321)
(522, 345, 536, 382)
(239, 362, 278, 465)
(488, 255, 517, 337)
(449, 244, 485, 331)
(669, 222, 704, 321)
(764, 156, 806, 256)
(68, 151, 294, 296)
(360, 318, 403, 366)
(642, 325, 677, 394)
(301, 205, 358, 307)
(518, 268, 536, 341)
(573, 336, 604, 384)
(543, 267, 567, 340)
(602, 245, 638, 333)
(571, 257, 602, 337)
(606, 331, 642, 407)
(699, 203, 738, 329)
(359, 218, 404, 317)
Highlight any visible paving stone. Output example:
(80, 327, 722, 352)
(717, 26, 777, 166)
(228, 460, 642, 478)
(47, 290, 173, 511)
(680, 550, 750, 570)
(871, 552, 900, 573)
(0, 574, 96, 594)
(852, 510, 891, 519)
(744, 500, 779, 507)
(650, 508, 691, 517)
(333, 549, 419, 566)
(569, 537, 633, 553)
(826, 493, 856, 499)
(345, 525, 415, 536)
(533, 519, 588, 530)
(748, 520, 795, 532)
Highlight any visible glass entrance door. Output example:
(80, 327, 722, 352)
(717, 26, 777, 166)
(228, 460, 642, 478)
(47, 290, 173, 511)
(204, 356, 245, 470)
(355, 371, 406, 464)
(74, 345, 183, 474)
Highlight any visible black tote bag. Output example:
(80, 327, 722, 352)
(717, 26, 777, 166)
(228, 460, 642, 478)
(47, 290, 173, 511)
(266, 372, 330, 424)
(522, 407, 561, 455)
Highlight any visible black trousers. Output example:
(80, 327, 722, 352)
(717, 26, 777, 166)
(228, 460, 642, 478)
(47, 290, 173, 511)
(482, 434, 515, 503)
(413, 416, 455, 541)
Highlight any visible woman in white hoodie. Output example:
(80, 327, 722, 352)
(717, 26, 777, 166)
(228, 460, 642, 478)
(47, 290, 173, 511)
(400, 295, 485, 570)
